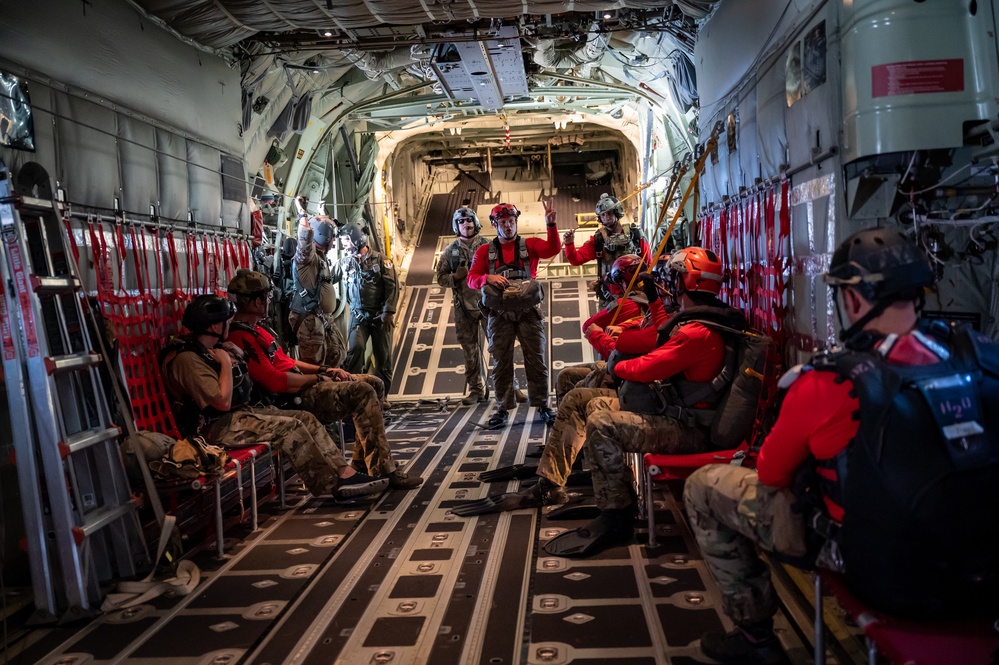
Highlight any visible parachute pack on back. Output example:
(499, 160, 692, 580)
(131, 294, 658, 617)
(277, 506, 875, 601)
(812, 326, 999, 617)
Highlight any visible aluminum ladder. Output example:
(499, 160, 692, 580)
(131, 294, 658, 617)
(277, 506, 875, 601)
(0, 161, 149, 622)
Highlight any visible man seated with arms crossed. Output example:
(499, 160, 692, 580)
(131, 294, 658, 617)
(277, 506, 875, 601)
(160, 294, 388, 500)
(225, 269, 423, 490)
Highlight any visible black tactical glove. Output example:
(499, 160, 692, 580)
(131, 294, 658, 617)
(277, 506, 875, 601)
(453, 264, 469, 281)
(593, 231, 605, 256)
(638, 272, 659, 303)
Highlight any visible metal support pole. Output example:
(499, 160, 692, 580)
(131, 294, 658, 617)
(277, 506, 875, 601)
(214, 480, 224, 559)
(814, 573, 826, 665)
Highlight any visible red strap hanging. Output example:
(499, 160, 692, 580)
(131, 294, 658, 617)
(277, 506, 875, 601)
(186, 232, 199, 295)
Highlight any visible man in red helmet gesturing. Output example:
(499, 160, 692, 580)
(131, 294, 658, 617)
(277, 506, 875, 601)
(467, 199, 561, 426)
(544, 247, 743, 557)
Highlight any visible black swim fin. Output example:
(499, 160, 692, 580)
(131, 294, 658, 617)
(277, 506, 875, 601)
(545, 496, 601, 521)
(542, 511, 634, 558)
(450, 489, 540, 516)
(479, 464, 538, 482)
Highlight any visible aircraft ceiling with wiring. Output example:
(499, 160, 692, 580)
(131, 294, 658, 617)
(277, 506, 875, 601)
(122, 0, 715, 195)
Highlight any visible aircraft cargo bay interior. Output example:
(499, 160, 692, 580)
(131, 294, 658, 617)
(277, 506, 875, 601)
(2, 2, 999, 665)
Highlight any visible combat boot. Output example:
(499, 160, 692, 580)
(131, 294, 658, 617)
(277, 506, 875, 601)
(533, 477, 568, 506)
(514, 388, 527, 403)
(334, 472, 389, 500)
(699, 626, 790, 665)
(462, 391, 485, 406)
(386, 469, 424, 489)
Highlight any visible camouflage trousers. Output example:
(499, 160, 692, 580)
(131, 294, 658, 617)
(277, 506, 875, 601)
(683, 465, 807, 627)
(555, 362, 613, 404)
(300, 379, 397, 476)
(585, 410, 708, 510)
(214, 406, 346, 497)
(538, 387, 617, 486)
(487, 308, 548, 409)
(454, 303, 488, 397)
(290, 311, 347, 368)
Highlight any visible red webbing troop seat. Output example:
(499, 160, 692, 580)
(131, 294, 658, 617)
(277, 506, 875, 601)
(155, 445, 275, 559)
(639, 443, 750, 548)
(816, 571, 999, 665)
(67, 215, 274, 555)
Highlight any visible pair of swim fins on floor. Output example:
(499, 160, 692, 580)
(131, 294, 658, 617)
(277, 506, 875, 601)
(450, 459, 636, 557)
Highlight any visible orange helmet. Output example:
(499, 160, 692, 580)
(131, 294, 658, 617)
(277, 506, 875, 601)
(607, 254, 643, 296)
(489, 203, 520, 224)
(667, 247, 723, 295)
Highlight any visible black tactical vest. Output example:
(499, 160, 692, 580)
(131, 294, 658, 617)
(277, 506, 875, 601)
(160, 338, 253, 438)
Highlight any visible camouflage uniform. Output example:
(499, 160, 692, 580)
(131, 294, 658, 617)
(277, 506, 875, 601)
(554, 362, 607, 403)
(487, 308, 548, 409)
(683, 465, 806, 626)
(290, 222, 347, 367)
(214, 406, 348, 497)
(299, 379, 398, 476)
(435, 235, 488, 397)
(332, 250, 398, 388)
(224, 319, 397, 476)
(565, 224, 647, 310)
(161, 346, 348, 497)
(538, 387, 618, 486)
(584, 410, 708, 509)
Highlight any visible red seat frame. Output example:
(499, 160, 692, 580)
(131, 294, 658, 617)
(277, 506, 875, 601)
(816, 570, 999, 665)
(638, 443, 749, 547)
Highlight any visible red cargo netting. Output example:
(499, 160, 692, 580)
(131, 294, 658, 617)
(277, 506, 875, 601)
(66, 215, 251, 436)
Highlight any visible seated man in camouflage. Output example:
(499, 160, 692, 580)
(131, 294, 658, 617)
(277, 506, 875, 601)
(225, 269, 423, 490)
(545, 248, 736, 557)
(160, 294, 388, 501)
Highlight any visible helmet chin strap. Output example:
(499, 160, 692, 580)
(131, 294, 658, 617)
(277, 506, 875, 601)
(200, 327, 226, 342)
(836, 293, 891, 347)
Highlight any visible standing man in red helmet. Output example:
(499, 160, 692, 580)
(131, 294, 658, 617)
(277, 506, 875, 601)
(544, 247, 742, 557)
(467, 199, 562, 427)
(563, 193, 651, 309)
(436, 207, 490, 405)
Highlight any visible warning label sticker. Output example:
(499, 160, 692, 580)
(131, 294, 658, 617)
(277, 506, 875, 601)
(872, 59, 964, 98)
